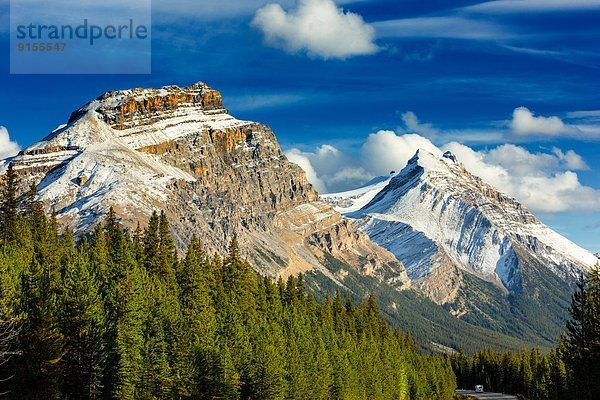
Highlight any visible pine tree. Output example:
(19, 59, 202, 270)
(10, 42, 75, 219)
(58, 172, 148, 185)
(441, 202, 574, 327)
(0, 163, 20, 244)
(175, 237, 217, 395)
(222, 238, 244, 292)
(310, 334, 333, 399)
(243, 322, 286, 400)
(194, 341, 240, 399)
(157, 211, 178, 284)
(144, 211, 161, 274)
(59, 254, 106, 399)
(0, 207, 460, 400)
(113, 264, 148, 400)
(140, 290, 173, 400)
(16, 257, 64, 399)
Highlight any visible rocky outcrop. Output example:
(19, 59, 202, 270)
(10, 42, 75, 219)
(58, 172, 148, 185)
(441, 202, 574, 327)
(273, 202, 409, 289)
(68, 83, 225, 128)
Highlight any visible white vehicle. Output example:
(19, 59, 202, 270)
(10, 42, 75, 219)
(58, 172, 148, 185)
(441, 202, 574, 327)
(475, 385, 484, 393)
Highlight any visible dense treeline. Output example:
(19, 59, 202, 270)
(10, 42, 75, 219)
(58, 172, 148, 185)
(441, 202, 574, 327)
(450, 268, 600, 400)
(0, 164, 456, 399)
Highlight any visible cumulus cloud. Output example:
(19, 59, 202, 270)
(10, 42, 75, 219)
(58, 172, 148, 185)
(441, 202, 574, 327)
(360, 131, 440, 176)
(507, 107, 600, 140)
(443, 142, 599, 212)
(0, 127, 20, 160)
(286, 128, 600, 213)
(396, 108, 600, 142)
(286, 144, 370, 192)
(252, 0, 379, 59)
(397, 111, 505, 144)
(286, 148, 328, 192)
(510, 107, 575, 136)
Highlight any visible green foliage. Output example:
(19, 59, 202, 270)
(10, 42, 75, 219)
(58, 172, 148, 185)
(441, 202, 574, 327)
(0, 163, 19, 244)
(0, 194, 456, 399)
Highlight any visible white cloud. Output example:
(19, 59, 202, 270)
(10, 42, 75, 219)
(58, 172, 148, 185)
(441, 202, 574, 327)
(285, 144, 370, 192)
(566, 110, 600, 120)
(226, 93, 304, 111)
(0, 127, 20, 160)
(286, 148, 328, 192)
(510, 107, 575, 136)
(373, 16, 515, 40)
(397, 111, 504, 144)
(401, 112, 440, 138)
(551, 147, 588, 170)
(252, 0, 379, 59)
(360, 131, 440, 176)
(466, 0, 600, 14)
(399, 107, 600, 141)
(287, 127, 600, 212)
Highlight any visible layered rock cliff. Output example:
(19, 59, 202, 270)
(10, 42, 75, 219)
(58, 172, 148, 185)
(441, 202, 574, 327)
(0, 82, 409, 291)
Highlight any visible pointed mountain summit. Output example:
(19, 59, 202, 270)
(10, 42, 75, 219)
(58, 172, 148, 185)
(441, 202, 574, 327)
(324, 148, 597, 344)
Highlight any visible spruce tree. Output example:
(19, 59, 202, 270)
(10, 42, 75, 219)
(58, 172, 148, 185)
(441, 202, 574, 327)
(59, 255, 106, 399)
(157, 211, 178, 282)
(144, 211, 160, 274)
(17, 257, 64, 399)
(1, 208, 460, 400)
(113, 264, 148, 400)
(0, 163, 20, 244)
(243, 322, 286, 400)
(562, 269, 600, 399)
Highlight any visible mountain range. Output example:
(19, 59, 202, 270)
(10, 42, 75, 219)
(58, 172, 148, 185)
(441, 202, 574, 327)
(2, 82, 597, 352)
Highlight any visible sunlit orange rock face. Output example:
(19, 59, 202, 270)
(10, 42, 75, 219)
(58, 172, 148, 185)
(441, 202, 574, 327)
(68, 82, 224, 129)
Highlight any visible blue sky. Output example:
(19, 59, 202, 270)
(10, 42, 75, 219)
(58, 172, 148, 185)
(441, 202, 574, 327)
(0, 0, 599, 251)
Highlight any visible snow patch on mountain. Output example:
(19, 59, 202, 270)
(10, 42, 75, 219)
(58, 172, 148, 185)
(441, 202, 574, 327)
(320, 173, 394, 213)
(21, 112, 196, 231)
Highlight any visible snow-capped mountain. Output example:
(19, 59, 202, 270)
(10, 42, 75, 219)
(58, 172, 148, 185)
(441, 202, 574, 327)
(1, 83, 409, 289)
(323, 149, 597, 340)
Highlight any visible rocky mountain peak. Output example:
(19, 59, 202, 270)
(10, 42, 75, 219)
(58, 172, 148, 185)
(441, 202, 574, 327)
(442, 150, 458, 164)
(68, 82, 225, 129)
(407, 148, 438, 164)
(405, 148, 465, 175)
